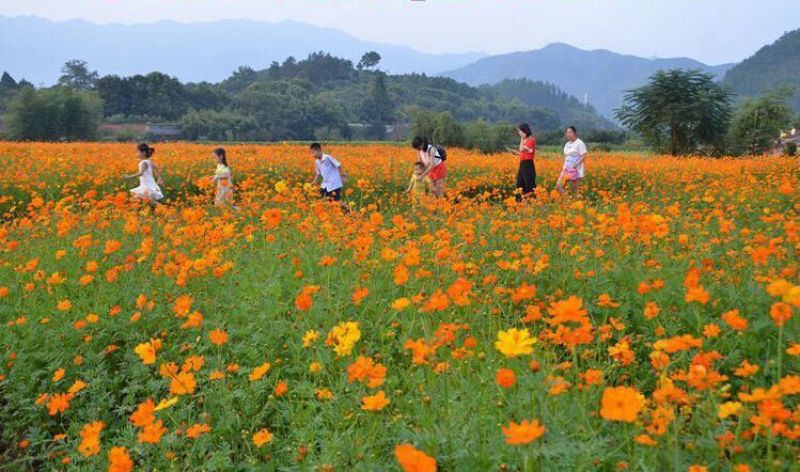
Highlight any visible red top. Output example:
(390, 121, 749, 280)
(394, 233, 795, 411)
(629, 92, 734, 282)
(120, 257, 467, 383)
(519, 137, 536, 162)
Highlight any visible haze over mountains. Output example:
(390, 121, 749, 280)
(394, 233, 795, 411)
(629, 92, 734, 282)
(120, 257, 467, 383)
(3, 16, 797, 123)
(0, 16, 485, 84)
(441, 43, 735, 118)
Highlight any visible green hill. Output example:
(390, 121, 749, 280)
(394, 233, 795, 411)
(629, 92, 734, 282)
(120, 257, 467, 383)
(724, 29, 800, 111)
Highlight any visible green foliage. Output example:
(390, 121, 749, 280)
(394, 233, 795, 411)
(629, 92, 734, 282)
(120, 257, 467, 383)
(724, 28, 800, 112)
(362, 73, 394, 140)
(235, 80, 351, 141)
(27, 52, 616, 143)
(57, 59, 98, 91)
(357, 51, 382, 71)
(616, 69, 732, 155)
(786, 141, 797, 156)
(5, 87, 103, 141)
(484, 79, 617, 131)
(727, 88, 795, 155)
(179, 109, 259, 141)
(409, 108, 518, 153)
(95, 72, 190, 121)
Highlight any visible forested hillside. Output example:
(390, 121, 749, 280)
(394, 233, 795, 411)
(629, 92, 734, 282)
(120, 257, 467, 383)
(724, 28, 800, 111)
(1, 51, 616, 142)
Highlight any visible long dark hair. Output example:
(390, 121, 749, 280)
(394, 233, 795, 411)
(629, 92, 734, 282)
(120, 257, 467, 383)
(518, 123, 533, 137)
(214, 147, 228, 167)
(411, 136, 429, 151)
(137, 143, 155, 158)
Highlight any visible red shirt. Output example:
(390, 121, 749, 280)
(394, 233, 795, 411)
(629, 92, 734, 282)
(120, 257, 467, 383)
(519, 137, 536, 162)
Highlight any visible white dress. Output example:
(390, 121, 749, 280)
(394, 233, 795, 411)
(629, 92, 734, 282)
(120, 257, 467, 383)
(130, 159, 164, 200)
(563, 139, 587, 179)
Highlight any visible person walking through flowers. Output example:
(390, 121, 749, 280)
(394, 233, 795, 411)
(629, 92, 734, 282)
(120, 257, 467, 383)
(124, 143, 164, 207)
(557, 126, 587, 197)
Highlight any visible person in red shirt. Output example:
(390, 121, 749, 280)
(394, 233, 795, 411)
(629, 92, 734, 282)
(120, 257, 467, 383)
(516, 123, 537, 200)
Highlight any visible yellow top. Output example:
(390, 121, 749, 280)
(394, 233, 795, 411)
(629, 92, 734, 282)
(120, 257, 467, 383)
(215, 164, 231, 177)
(409, 175, 426, 195)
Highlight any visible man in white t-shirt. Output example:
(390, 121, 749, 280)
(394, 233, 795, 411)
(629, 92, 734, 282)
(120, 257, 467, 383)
(558, 126, 588, 197)
(310, 142, 347, 202)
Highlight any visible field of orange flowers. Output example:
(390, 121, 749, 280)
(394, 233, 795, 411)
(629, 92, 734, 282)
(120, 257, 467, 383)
(0, 142, 798, 471)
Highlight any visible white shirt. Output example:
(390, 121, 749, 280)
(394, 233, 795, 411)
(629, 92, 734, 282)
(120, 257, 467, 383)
(315, 154, 343, 191)
(420, 145, 442, 168)
(563, 139, 587, 178)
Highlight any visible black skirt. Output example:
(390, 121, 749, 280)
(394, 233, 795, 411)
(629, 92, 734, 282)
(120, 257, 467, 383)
(516, 160, 536, 198)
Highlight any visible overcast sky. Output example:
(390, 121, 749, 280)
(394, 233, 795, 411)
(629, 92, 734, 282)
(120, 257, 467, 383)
(2, 0, 797, 64)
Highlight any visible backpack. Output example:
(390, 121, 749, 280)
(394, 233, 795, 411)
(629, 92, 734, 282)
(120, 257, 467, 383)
(431, 144, 447, 161)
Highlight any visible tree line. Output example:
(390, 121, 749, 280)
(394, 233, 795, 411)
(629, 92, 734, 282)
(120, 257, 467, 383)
(0, 56, 797, 156)
(0, 52, 617, 147)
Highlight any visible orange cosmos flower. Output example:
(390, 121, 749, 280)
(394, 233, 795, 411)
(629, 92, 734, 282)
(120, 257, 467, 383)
(261, 209, 282, 229)
(108, 446, 133, 472)
(352, 286, 369, 305)
(130, 398, 156, 427)
(495, 368, 516, 388)
(685, 286, 711, 305)
(104, 239, 122, 255)
(169, 371, 197, 396)
(600, 386, 645, 423)
(394, 444, 436, 472)
(52, 368, 65, 382)
(173, 294, 193, 317)
(252, 428, 274, 447)
(769, 302, 792, 327)
(78, 421, 105, 457)
(274, 380, 289, 397)
(57, 299, 72, 311)
(502, 419, 546, 445)
(596, 293, 620, 308)
(361, 390, 390, 411)
(249, 362, 271, 381)
(295, 285, 320, 311)
(138, 419, 167, 444)
(134, 339, 162, 365)
(46, 392, 71, 416)
(721, 309, 748, 331)
(185, 423, 212, 439)
(209, 328, 229, 346)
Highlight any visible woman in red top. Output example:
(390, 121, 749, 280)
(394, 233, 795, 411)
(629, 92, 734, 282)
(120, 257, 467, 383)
(516, 123, 536, 200)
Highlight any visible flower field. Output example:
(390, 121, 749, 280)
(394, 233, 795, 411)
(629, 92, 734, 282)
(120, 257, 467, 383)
(0, 142, 798, 471)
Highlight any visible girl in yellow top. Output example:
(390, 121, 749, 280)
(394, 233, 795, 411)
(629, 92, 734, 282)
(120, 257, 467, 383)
(212, 147, 233, 206)
(405, 162, 428, 205)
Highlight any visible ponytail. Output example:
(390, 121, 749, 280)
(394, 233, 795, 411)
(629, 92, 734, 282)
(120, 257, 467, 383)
(137, 143, 155, 158)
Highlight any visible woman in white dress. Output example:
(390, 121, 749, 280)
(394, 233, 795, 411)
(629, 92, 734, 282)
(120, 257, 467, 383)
(211, 147, 233, 206)
(124, 143, 164, 207)
(557, 126, 587, 197)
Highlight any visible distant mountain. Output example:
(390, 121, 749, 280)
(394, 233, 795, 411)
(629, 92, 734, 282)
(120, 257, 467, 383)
(441, 43, 734, 119)
(481, 79, 617, 131)
(0, 16, 485, 85)
(723, 28, 800, 111)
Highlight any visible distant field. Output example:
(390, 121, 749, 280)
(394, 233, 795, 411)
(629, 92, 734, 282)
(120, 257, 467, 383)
(0, 142, 797, 470)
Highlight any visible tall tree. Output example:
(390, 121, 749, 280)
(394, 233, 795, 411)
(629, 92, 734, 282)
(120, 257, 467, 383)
(616, 69, 732, 155)
(0, 72, 18, 90)
(363, 72, 395, 139)
(58, 59, 99, 91)
(357, 51, 382, 71)
(728, 88, 795, 155)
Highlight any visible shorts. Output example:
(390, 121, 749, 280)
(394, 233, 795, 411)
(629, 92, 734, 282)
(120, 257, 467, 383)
(428, 162, 447, 181)
(320, 187, 342, 201)
(561, 167, 580, 182)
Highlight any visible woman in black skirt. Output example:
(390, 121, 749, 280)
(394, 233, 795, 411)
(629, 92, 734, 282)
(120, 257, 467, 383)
(516, 123, 537, 200)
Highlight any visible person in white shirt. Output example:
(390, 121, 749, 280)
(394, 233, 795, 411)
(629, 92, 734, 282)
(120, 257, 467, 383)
(558, 126, 587, 197)
(309, 142, 347, 202)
